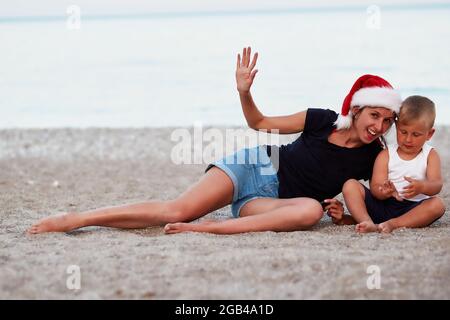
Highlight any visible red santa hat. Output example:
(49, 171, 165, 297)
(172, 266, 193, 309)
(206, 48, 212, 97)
(334, 74, 402, 130)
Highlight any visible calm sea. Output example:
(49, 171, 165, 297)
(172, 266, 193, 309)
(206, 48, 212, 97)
(1, 4, 449, 127)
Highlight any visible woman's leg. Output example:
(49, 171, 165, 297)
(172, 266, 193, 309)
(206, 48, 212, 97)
(28, 167, 234, 233)
(342, 179, 378, 233)
(164, 197, 324, 234)
(378, 197, 446, 233)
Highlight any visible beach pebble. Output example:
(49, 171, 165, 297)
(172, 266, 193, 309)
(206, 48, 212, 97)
(52, 180, 60, 188)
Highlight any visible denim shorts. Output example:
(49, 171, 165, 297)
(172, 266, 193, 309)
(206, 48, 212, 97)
(205, 145, 279, 217)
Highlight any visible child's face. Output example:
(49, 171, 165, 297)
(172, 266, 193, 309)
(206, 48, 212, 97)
(396, 119, 435, 155)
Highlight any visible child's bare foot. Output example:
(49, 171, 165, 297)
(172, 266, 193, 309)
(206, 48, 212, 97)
(355, 220, 378, 233)
(27, 212, 80, 234)
(378, 221, 395, 233)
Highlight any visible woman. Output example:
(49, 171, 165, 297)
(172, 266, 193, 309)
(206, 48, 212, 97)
(28, 47, 401, 235)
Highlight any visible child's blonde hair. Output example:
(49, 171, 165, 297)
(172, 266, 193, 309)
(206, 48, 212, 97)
(398, 95, 436, 128)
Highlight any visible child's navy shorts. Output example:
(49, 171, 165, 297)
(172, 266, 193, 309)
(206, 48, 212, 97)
(363, 186, 424, 223)
(205, 145, 279, 218)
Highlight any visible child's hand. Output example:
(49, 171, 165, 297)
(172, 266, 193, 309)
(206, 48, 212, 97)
(236, 47, 258, 93)
(378, 180, 395, 196)
(324, 199, 344, 224)
(401, 176, 424, 199)
(379, 180, 402, 201)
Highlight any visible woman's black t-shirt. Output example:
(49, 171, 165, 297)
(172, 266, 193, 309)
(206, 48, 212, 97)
(266, 108, 382, 201)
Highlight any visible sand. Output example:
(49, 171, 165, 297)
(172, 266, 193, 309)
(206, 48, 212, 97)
(0, 127, 449, 299)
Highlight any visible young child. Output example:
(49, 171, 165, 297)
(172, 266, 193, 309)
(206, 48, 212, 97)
(334, 95, 445, 233)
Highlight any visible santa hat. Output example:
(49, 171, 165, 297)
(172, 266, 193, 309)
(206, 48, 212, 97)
(334, 74, 402, 130)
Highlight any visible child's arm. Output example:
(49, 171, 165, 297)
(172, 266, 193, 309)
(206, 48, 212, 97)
(401, 149, 443, 199)
(369, 150, 402, 200)
(236, 47, 307, 134)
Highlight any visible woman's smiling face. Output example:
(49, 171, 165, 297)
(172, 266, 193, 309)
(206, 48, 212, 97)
(353, 106, 396, 144)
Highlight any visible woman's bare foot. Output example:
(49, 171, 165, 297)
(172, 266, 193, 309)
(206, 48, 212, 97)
(378, 220, 395, 233)
(164, 222, 196, 234)
(164, 220, 217, 234)
(27, 212, 81, 234)
(355, 220, 378, 233)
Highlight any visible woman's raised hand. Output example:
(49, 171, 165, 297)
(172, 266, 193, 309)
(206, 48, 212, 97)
(236, 47, 258, 93)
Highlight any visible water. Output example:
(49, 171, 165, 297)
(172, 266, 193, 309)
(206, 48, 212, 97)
(1, 4, 450, 128)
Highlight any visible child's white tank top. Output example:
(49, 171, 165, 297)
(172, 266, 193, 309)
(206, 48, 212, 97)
(387, 143, 432, 202)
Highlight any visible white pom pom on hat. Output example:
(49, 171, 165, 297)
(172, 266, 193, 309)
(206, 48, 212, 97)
(334, 74, 402, 130)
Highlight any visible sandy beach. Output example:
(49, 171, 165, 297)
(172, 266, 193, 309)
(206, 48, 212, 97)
(1, 127, 449, 299)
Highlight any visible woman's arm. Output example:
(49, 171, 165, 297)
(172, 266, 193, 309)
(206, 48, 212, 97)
(236, 47, 306, 134)
(240, 91, 307, 134)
